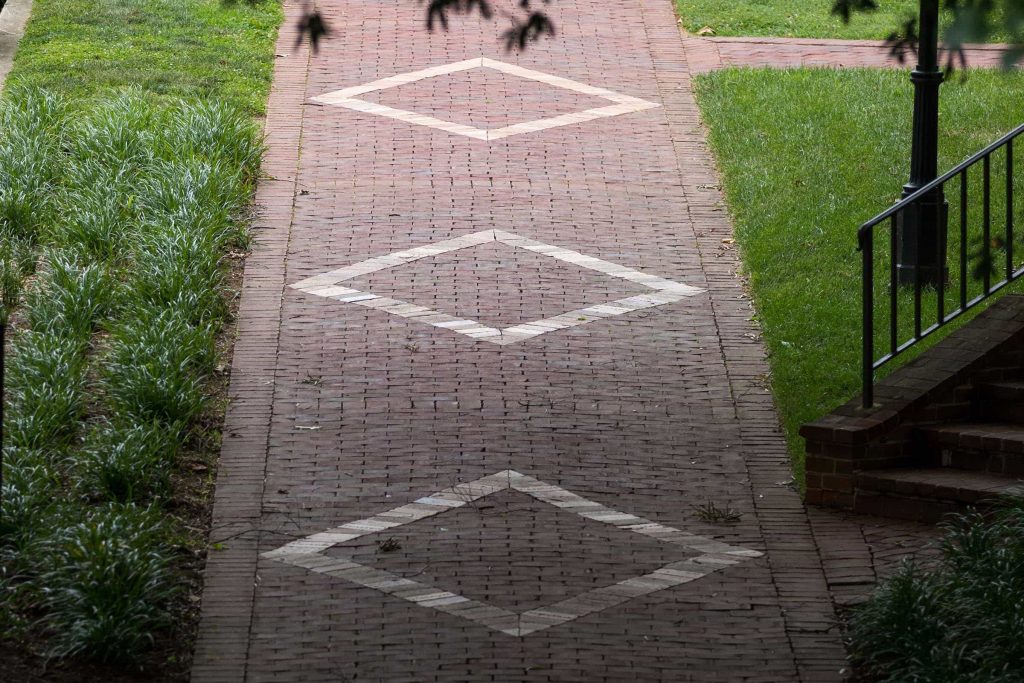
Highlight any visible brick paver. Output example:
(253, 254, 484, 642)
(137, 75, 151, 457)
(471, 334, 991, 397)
(683, 35, 1008, 73)
(193, 4, 940, 682)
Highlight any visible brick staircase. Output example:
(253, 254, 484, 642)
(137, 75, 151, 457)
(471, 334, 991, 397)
(803, 296, 1024, 523)
(854, 373, 1024, 521)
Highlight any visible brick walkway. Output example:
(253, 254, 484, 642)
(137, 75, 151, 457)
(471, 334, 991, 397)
(192, 4, 940, 682)
(683, 35, 1008, 73)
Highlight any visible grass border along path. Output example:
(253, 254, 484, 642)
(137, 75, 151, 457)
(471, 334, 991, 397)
(693, 67, 1024, 485)
(676, 0, 920, 40)
(0, 0, 281, 678)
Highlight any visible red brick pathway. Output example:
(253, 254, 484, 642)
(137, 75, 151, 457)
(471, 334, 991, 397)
(192, 5, 939, 682)
(683, 35, 1009, 73)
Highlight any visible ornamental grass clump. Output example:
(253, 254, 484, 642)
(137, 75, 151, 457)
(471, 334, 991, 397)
(131, 224, 227, 323)
(0, 447, 65, 569)
(5, 331, 86, 450)
(24, 254, 117, 342)
(68, 92, 157, 169)
(0, 87, 263, 665)
(0, 90, 65, 241)
(140, 157, 250, 249)
(49, 183, 136, 264)
(75, 421, 181, 504)
(0, 250, 25, 319)
(848, 504, 1024, 682)
(102, 307, 217, 427)
(0, 448, 69, 641)
(40, 504, 176, 664)
(161, 100, 263, 181)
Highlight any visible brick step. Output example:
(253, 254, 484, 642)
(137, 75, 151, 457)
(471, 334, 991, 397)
(975, 381, 1024, 423)
(854, 468, 1024, 522)
(917, 422, 1024, 475)
(914, 399, 973, 422)
(978, 380, 1024, 401)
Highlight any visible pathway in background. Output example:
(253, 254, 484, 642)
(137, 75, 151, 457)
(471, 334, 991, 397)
(192, 4, 939, 681)
(684, 35, 1008, 73)
(0, 0, 32, 87)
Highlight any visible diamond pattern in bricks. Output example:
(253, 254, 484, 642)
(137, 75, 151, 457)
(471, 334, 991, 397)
(330, 488, 683, 611)
(361, 66, 616, 129)
(344, 240, 652, 328)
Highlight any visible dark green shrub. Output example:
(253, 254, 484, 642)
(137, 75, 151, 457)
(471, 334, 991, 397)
(848, 504, 1024, 682)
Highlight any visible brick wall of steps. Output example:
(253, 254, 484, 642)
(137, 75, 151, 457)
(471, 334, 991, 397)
(803, 295, 1024, 523)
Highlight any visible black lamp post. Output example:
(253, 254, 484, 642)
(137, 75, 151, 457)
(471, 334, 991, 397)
(896, 0, 948, 285)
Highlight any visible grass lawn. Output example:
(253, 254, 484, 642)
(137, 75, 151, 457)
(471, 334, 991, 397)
(0, 0, 280, 677)
(7, 0, 280, 115)
(693, 67, 1024, 483)
(675, 0, 996, 41)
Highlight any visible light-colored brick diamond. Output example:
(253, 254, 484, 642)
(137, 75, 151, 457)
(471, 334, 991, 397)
(291, 230, 705, 344)
(311, 57, 660, 140)
(262, 470, 763, 637)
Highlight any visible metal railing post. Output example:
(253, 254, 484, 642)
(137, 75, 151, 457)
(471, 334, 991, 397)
(862, 231, 874, 409)
(859, 124, 1024, 407)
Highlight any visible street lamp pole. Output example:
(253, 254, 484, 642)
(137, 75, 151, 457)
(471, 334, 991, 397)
(897, 0, 948, 285)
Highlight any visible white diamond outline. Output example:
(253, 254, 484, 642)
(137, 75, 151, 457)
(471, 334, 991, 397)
(291, 229, 705, 345)
(311, 57, 661, 140)
(261, 470, 764, 637)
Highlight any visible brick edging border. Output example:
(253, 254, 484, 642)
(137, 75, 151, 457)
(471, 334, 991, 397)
(190, 5, 309, 679)
(682, 34, 1013, 73)
(643, 5, 845, 682)
(703, 36, 1011, 51)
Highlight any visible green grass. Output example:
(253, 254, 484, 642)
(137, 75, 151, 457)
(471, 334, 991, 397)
(848, 503, 1024, 681)
(6, 0, 281, 115)
(676, 0, 916, 39)
(693, 68, 1024, 483)
(675, 0, 1009, 41)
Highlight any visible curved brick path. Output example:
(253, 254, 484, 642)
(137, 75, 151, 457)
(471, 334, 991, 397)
(192, 4, 940, 682)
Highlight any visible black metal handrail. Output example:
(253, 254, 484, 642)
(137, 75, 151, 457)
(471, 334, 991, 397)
(860, 123, 1024, 408)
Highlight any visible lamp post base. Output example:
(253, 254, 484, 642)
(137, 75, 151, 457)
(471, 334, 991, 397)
(895, 189, 949, 287)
